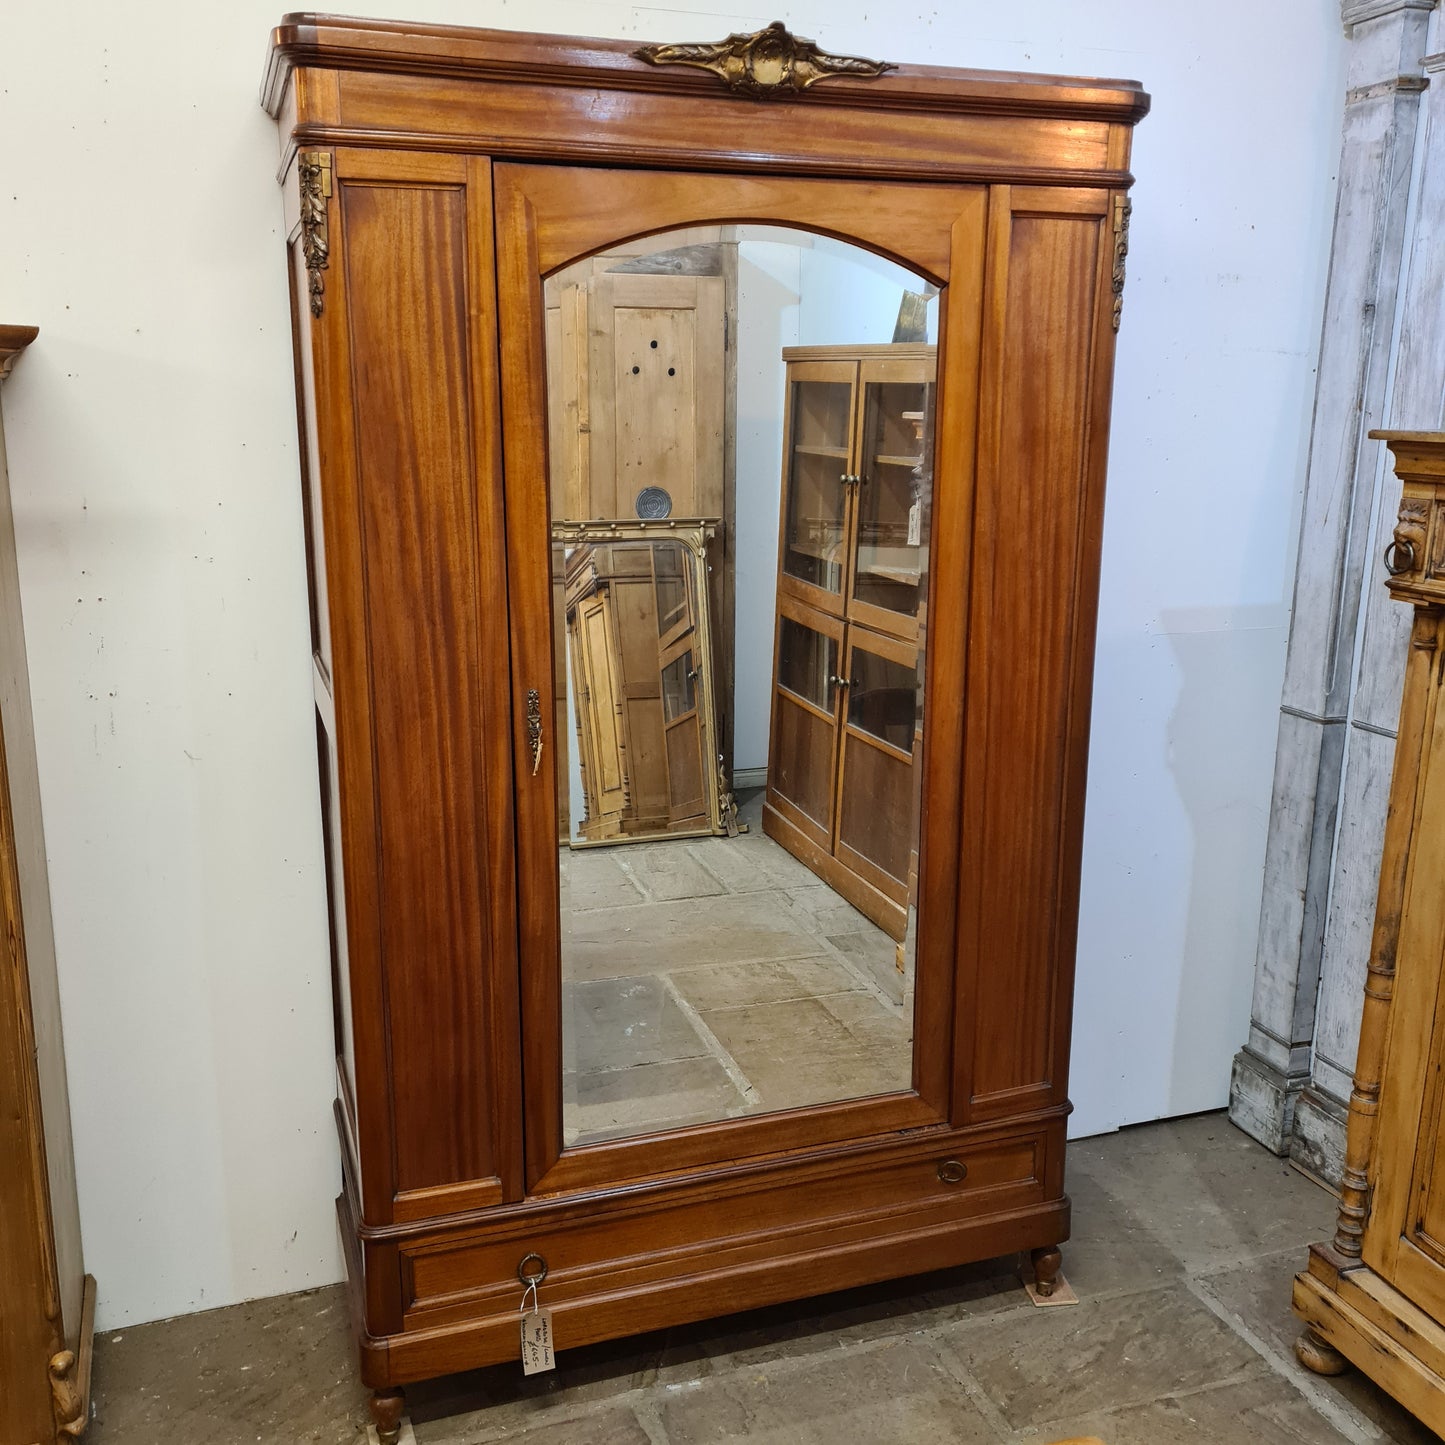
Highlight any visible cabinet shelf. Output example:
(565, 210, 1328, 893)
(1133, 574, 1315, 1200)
(873, 454, 923, 469)
(793, 443, 850, 460)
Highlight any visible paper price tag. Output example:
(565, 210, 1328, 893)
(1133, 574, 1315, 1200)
(521, 1307, 556, 1375)
(906, 500, 922, 549)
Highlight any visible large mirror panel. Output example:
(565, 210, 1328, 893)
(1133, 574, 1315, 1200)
(547, 227, 938, 1147)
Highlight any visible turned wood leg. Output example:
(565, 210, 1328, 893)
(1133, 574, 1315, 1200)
(1295, 1327, 1348, 1377)
(369, 1388, 406, 1445)
(1030, 1244, 1063, 1298)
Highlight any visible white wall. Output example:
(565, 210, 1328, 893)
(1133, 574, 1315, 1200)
(0, 0, 1344, 1327)
(733, 240, 800, 774)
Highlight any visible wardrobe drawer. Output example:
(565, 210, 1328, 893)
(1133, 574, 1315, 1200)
(401, 1129, 1046, 1320)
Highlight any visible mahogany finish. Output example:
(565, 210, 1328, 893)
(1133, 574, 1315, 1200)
(263, 16, 1147, 1432)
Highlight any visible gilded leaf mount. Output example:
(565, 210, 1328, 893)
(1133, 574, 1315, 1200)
(298, 150, 333, 319)
(634, 21, 895, 99)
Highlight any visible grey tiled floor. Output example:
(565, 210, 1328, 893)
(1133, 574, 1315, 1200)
(561, 789, 915, 1143)
(85, 1114, 1437, 1444)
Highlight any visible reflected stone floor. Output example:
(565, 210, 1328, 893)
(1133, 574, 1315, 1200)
(561, 790, 915, 1144)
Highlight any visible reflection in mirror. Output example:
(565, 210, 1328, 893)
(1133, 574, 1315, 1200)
(547, 226, 938, 1146)
(554, 521, 726, 846)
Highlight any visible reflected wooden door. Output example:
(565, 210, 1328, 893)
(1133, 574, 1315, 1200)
(767, 599, 845, 853)
(546, 270, 725, 521)
(654, 546, 707, 828)
(833, 627, 922, 940)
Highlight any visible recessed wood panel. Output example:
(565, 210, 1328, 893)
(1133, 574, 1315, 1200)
(340, 178, 499, 1195)
(961, 197, 1105, 1112)
(772, 692, 837, 837)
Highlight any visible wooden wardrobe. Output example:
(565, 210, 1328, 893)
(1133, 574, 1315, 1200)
(1294, 432, 1445, 1432)
(0, 327, 94, 1445)
(765, 343, 934, 941)
(262, 16, 1147, 1438)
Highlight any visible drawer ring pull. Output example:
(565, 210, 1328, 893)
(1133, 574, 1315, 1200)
(517, 1252, 548, 1286)
(937, 1158, 968, 1184)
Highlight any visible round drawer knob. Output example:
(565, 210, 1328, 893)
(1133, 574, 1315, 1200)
(937, 1158, 968, 1184)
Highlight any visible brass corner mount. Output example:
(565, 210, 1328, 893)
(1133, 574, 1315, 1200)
(633, 21, 895, 99)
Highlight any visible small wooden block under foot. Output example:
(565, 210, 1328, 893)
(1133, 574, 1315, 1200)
(1024, 1272, 1079, 1307)
(366, 1422, 416, 1445)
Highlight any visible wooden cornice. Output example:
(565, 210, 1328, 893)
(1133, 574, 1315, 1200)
(262, 13, 1150, 125)
(0, 326, 38, 383)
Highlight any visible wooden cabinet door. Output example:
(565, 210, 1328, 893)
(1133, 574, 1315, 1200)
(572, 589, 629, 835)
(497, 161, 1120, 1194)
(850, 357, 935, 642)
(833, 626, 922, 938)
(776, 362, 858, 620)
(1363, 642, 1445, 1318)
(547, 270, 726, 522)
(767, 598, 846, 852)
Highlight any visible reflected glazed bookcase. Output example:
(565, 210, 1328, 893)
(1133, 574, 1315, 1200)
(261, 15, 1148, 1439)
(765, 343, 935, 941)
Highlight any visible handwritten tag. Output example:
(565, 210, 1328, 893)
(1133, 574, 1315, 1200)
(521, 1307, 556, 1375)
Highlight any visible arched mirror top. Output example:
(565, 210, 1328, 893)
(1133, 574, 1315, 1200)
(538, 211, 951, 289)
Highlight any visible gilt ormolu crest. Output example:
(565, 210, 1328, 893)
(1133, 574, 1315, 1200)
(633, 21, 895, 99)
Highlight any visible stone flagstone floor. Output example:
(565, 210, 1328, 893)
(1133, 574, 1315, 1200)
(83, 1113, 1436, 1444)
(561, 789, 915, 1143)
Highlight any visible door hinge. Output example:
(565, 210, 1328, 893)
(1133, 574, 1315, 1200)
(723, 312, 730, 351)
(298, 150, 334, 319)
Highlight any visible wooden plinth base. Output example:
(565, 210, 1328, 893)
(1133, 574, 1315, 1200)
(1293, 1241, 1445, 1435)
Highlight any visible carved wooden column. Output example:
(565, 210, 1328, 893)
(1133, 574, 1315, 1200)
(0, 325, 95, 1445)
(1230, 0, 1437, 1154)
(1290, 38, 1445, 1185)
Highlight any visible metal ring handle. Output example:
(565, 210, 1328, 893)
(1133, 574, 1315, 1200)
(517, 1252, 548, 1286)
(937, 1158, 968, 1185)
(1384, 538, 1417, 577)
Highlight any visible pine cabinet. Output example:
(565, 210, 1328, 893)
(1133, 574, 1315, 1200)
(262, 15, 1147, 1439)
(1295, 432, 1445, 1432)
(766, 345, 933, 940)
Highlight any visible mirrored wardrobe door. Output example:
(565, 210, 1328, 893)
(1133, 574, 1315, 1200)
(494, 164, 989, 1190)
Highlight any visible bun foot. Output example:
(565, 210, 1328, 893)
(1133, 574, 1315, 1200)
(1295, 1327, 1348, 1376)
(1030, 1244, 1063, 1298)
(369, 1388, 406, 1444)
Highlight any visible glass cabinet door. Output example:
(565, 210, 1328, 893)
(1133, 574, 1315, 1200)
(769, 607, 844, 848)
(780, 371, 855, 607)
(851, 361, 935, 636)
(834, 628, 923, 942)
